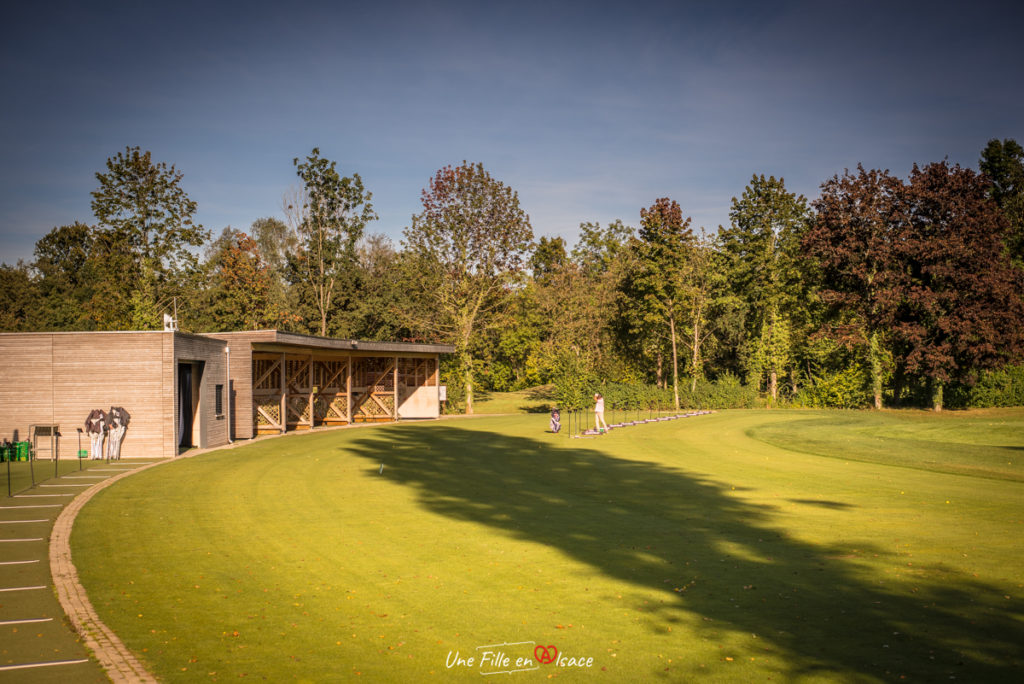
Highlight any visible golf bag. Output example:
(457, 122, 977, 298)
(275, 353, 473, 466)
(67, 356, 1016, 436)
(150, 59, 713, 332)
(550, 408, 561, 433)
(84, 409, 106, 460)
(105, 406, 130, 460)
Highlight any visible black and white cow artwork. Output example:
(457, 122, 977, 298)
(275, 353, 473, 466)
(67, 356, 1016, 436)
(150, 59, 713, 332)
(105, 407, 131, 460)
(84, 409, 106, 460)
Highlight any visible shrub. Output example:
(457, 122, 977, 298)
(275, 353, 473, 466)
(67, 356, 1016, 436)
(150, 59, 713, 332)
(553, 374, 761, 412)
(599, 382, 673, 409)
(551, 352, 599, 410)
(968, 364, 1024, 407)
(794, 365, 871, 409)
(688, 372, 760, 409)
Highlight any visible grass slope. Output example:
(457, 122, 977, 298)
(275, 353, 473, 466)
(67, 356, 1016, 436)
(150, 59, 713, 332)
(71, 410, 1024, 682)
(465, 388, 553, 415)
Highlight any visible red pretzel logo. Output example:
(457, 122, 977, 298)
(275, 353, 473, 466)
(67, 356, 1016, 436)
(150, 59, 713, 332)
(534, 644, 558, 664)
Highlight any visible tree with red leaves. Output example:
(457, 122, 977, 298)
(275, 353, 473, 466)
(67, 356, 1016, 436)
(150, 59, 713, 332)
(807, 162, 1024, 410)
(402, 162, 533, 414)
(807, 166, 905, 409)
(894, 161, 1024, 410)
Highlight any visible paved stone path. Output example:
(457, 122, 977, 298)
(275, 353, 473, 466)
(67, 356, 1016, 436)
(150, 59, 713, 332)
(49, 461, 164, 683)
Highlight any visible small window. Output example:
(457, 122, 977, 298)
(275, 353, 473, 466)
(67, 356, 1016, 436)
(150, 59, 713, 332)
(215, 384, 224, 416)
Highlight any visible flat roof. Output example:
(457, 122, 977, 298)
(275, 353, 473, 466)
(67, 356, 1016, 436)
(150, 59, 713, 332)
(0, 329, 224, 345)
(203, 330, 455, 355)
(0, 330, 453, 354)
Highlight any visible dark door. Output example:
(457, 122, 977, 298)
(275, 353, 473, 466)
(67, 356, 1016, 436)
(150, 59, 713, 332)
(178, 363, 193, 447)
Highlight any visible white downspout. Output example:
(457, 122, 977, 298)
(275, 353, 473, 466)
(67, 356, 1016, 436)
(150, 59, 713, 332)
(225, 344, 233, 444)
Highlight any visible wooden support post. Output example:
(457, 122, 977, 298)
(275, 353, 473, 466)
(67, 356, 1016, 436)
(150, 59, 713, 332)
(308, 353, 314, 428)
(279, 352, 287, 434)
(393, 356, 399, 420)
(346, 355, 352, 424)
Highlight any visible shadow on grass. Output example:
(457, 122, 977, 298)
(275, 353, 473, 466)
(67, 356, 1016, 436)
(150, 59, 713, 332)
(346, 424, 1022, 680)
(787, 499, 857, 510)
(2, 458, 93, 498)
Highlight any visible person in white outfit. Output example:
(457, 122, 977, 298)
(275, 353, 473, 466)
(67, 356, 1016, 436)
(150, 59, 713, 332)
(594, 393, 609, 432)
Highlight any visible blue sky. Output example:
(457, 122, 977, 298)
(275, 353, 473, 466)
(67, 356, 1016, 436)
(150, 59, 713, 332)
(2, 0, 1022, 264)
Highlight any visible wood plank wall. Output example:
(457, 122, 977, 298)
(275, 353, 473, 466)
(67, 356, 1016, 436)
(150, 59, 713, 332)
(0, 332, 229, 460)
(173, 333, 229, 450)
(0, 333, 169, 459)
(0, 333, 55, 446)
(202, 332, 260, 440)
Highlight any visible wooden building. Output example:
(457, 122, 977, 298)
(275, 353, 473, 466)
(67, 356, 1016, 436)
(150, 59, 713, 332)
(204, 330, 452, 440)
(0, 330, 452, 459)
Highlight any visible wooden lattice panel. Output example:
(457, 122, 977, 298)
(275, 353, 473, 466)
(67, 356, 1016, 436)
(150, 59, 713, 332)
(354, 357, 394, 390)
(314, 359, 347, 391)
(350, 356, 397, 422)
(255, 401, 280, 425)
(286, 357, 311, 393)
(313, 395, 329, 423)
(398, 358, 436, 388)
(287, 395, 312, 428)
(356, 393, 394, 419)
(326, 394, 348, 423)
(254, 397, 283, 434)
(253, 358, 281, 390)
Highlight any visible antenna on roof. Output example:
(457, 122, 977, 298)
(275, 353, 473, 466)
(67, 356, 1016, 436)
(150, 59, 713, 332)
(163, 297, 179, 331)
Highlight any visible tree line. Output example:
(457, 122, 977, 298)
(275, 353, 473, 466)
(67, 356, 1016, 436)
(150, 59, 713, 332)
(2, 141, 1023, 412)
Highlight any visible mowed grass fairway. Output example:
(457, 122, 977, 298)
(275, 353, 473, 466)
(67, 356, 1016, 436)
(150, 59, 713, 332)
(71, 410, 1024, 682)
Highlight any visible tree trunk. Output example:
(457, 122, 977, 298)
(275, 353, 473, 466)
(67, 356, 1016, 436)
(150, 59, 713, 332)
(932, 380, 943, 412)
(462, 349, 474, 415)
(656, 352, 664, 389)
(669, 315, 680, 410)
(769, 370, 778, 403)
(869, 331, 883, 410)
(690, 322, 700, 394)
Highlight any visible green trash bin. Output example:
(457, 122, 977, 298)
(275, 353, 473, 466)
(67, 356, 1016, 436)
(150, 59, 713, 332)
(15, 441, 31, 461)
(77, 449, 88, 459)
(0, 444, 11, 462)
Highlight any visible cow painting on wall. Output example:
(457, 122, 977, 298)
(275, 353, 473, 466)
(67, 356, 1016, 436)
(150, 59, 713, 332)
(105, 406, 130, 460)
(84, 409, 106, 460)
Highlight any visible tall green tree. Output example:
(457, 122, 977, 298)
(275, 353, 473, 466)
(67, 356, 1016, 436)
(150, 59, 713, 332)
(572, 220, 634, 277)
(288, 148, 376, 336)
(90, 146, 207, 328)
(679, 231, 731, 393)
(402, 161, 533, 414)
(250, 216, 298, 329)
(634, 198, 695, 409)
(518, 223, 635, 391)
(32, 222, 96, 330)
(721, 175, 811, 402)
(0, 262, 37, 331)
(979, 138, 1024, 266)
(199, 229, 284, 331)
(531, 236, 568, 285)
(31, 221, 139, 330)
(347, 234, 418, 341)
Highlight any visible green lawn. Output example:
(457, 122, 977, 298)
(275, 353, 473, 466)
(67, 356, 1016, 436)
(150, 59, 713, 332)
(466, 387, 553, 415)
(71, 409, 1024, 682)
(2, 456, 97, 498)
